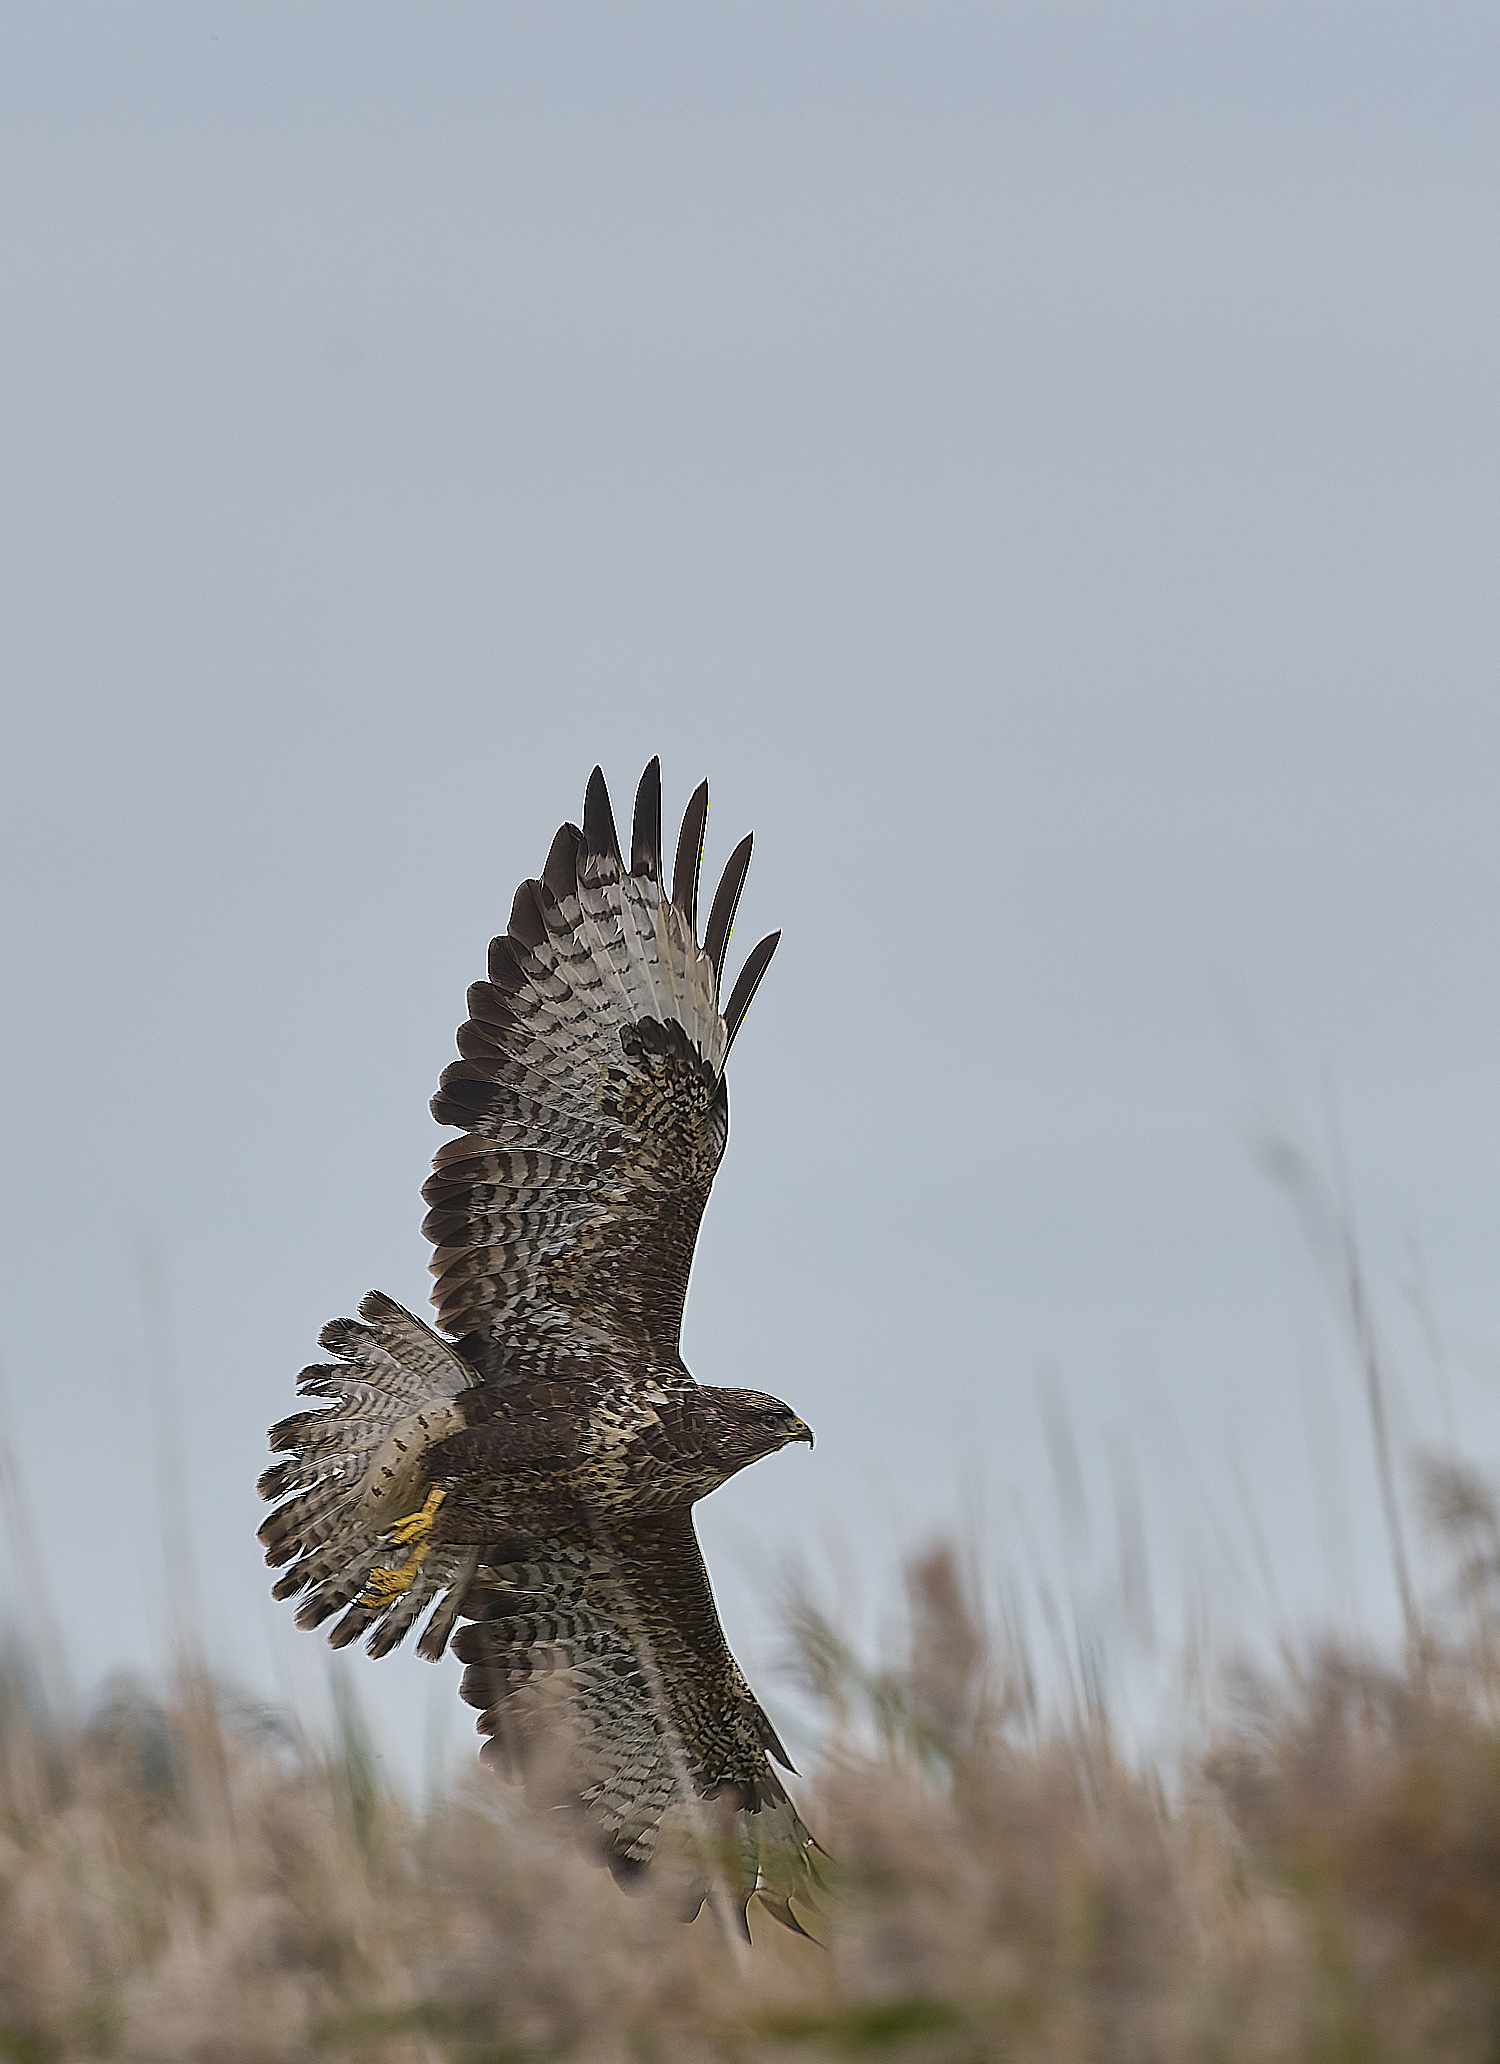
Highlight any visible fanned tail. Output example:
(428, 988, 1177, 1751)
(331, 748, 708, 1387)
(257, 1292, 481, 1659)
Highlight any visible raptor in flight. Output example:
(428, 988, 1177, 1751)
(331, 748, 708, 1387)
(259, 760, 821, 1933)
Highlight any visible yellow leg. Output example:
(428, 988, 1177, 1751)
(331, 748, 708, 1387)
(362, 1540, 433, 1609)
(360, 1489, 447, 1610)
(389, 1485, 446, 1547)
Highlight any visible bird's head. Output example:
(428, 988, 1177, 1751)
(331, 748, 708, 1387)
(704, 1388, 815, 1476)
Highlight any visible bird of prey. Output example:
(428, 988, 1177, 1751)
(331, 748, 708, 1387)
(259, 759, 823, 1934)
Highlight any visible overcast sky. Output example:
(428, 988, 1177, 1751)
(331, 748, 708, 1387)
(2, 2, 1498, 1781)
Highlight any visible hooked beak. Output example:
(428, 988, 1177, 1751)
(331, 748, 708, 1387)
(788, 1418, 815, 1449)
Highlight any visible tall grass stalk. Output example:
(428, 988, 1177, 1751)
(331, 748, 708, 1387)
(1253, 1109, 1422, 1651)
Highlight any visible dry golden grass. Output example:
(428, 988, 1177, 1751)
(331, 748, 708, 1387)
(5, 1461, 1500, 2061)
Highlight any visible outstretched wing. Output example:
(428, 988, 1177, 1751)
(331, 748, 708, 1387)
(423, 761, 779, 1371)
(452, 1510, 827, 1936)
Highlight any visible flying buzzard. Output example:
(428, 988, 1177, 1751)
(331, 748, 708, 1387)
(259, 760, 823, 1934)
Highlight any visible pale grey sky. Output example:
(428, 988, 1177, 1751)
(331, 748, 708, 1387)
(2, 2, 1498, 1776)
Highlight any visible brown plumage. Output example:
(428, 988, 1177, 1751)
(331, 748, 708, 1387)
(258, 761, 824, 1935)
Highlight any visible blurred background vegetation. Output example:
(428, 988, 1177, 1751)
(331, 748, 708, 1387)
(6, 1476, 1500, 2063)
(6, 1188, 1500, 2064)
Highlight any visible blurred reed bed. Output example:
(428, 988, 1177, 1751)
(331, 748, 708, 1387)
(4, 1466, 1500, 2062)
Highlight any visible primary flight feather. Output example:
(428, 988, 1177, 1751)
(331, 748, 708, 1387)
(258, 760, 823, 1934)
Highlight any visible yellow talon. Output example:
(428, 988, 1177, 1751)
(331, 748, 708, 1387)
(361, 1529, 437, 1609)
(361, 1491, 445, 1609)
(361, 1564, 415, 1608)
(389, 1486, 446, 1547)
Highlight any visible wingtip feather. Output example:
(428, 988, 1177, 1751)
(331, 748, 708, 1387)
(671, 779, 710, 935)
(722, 929, 781, 1054)
(543, 823, 583, 903)
(583, 765, 623, 867)
(703, 831, 753, 994)
(631, 756, 662, 879)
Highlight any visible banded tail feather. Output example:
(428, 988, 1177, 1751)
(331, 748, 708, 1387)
(257, 1292, 481, 1660)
